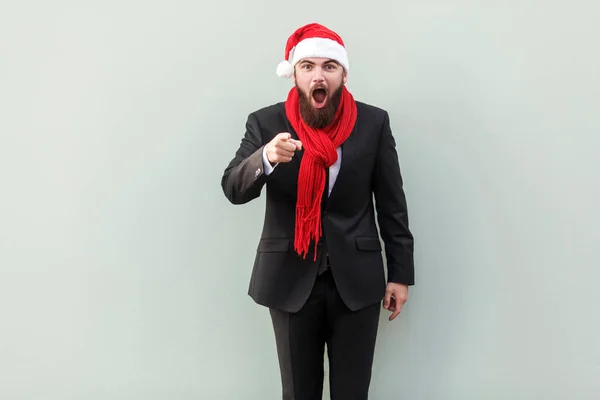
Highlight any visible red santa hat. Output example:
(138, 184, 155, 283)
(276, 23, 349, 79)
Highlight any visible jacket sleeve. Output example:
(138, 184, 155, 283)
(372, 111, 415, 285)
(221, 112, 270, 204)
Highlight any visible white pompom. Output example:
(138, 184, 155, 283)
(276, 60, 294, 78)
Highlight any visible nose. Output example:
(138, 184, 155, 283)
(313, 66, 325, 82)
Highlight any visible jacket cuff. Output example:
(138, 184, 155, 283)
(262, 146, 278, 175)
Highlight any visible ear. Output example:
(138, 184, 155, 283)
(343, 71, 348, 85)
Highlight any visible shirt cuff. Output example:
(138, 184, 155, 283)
(262, 146, 278, 175)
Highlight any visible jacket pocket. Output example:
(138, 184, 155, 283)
(355, 236, 382, 251)
(257, 238, 291, 253)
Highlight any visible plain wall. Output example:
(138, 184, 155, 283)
(1, 1, 599, 399)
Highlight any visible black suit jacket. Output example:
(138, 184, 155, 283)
(221, 101, 414, 312)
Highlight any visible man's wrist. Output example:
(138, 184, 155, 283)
(262, 146, 278, 175)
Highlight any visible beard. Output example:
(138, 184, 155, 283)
(297, 83, 343, 129)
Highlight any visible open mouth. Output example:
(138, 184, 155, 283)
(311, 88, 328, 108)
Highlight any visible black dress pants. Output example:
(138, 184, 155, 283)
(269, 260, 381, 400)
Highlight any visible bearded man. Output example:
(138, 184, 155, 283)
(221, 23, 415, 400)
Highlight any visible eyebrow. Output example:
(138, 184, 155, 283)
(299, 59, 338, 66)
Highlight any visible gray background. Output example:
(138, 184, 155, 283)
(1, 1, 599, 399)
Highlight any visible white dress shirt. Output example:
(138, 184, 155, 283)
(262, 146, 342, 196)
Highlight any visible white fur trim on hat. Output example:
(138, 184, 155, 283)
(276, 37, 349, 78)
(276, 60, 295, 78)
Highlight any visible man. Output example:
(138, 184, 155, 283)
(221, 23, 414, 400)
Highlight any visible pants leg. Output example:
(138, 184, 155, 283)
(269, 272, 328, 400)
(325, 272, 381, 400)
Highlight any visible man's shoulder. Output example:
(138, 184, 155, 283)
(355, 101, 389, 119)
(248, 102, 286, 121)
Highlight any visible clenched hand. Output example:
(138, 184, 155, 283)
(265, 133, 302, 165)
(383, 283, 408, 321)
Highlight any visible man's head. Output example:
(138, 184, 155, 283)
(276, 23, 349, 128)
(293, 58, 346, 129)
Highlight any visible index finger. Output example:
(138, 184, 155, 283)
(276, 132, 292, 141)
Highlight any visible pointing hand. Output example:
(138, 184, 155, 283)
(265, 133, 302, 164)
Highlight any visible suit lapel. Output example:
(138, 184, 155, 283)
(327, 117, 360, 205)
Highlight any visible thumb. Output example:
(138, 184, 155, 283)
(290, 139, 303, 150)
(383, 292, 391, 309)
(279, 132, 291, 141)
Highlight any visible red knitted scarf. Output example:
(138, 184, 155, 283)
(285, 85, 357, 260)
